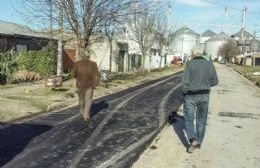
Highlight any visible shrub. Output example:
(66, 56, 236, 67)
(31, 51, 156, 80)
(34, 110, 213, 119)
(0, 49, 18, 84)
(17, 44, 57, 77)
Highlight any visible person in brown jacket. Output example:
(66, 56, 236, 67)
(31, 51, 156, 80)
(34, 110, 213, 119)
(73, 55, 100, 121)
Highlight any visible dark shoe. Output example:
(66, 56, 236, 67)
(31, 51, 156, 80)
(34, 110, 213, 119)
(195, 144, 201, 149)
(168, 115, 176, 124)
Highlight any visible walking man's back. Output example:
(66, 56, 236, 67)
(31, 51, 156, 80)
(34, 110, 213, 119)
(73, 56, 100, 121)
(181, 47, 218, 153)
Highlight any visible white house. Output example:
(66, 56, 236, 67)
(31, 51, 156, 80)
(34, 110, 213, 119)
(200, 30, 216, 51)
(169, 27, 200, 57)
(205, 32, 232, 60)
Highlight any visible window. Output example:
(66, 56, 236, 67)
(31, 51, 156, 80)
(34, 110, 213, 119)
(16, 44, 27, 52)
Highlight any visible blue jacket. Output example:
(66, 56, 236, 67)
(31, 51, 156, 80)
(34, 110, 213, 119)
(181, 56, 218, 94)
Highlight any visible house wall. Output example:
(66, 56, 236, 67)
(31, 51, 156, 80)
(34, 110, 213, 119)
(205, 40, 226, 60)
(64, 38, 130, 73)
(200, 36, 211, 51)
(0, 35, 50, 52)
(150, 50, 162, 69)
(63, 49, 76, 72)
(91, 40, 113, 71)
(170, 34, 199, 56)
(245, 57, 252, 66)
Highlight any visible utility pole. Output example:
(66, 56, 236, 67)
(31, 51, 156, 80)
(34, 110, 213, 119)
(241, 6, 247, 39)
(253, 28, 256, 67)
(166, 0, 173, 66)
(48, 0, 53, 40)
(167, 0, 173, 32)
(224, 6, 228, 34)
(57, 0, 64, 75)
(241, 6, 247, 66)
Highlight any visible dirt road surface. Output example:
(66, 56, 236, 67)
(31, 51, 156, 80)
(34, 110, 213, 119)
(132, 64, 260, 168)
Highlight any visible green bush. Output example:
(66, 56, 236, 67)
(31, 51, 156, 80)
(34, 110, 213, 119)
(17, 44, 57, 77)
(0, 49, 18, 83)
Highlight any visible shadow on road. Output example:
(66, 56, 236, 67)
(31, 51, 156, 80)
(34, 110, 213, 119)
(169, 113, 189, 148)
(0, 123, 52, 167)
(90, 100, 109, 117)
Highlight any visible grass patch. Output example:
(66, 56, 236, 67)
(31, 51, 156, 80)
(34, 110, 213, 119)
(0, 114, 6, 121)
(51, 87, 70, 92)
(5, 96, 48, 111)
(99, 66, 183, 89)
(0, 84, 15, 89)
(228, 64, 260, 75)
(151, 66, 173, 72)
(228, 64, 260, 86)
(26, 87, 72, 97)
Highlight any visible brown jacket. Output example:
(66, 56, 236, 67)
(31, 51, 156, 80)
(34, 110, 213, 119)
(73, 59, 100, 89)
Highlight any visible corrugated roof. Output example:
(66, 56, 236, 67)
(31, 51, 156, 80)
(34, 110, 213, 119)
(0, 20, 57, 39)
(173, 27, 199, 36)
(232, 29, 253, 38)
(201, 30, 216, 37)
(206, 32, 232, 42)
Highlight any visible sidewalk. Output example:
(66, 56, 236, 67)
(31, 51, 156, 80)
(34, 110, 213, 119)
(132, 64, 260, 168)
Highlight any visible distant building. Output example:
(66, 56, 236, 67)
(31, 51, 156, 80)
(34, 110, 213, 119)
(251, 39, 260, 52)
(200, 30, 216, 51)
(64, 35, 130, 73)
(232, 29, 253, 41)
(231, 29, 254, 53)
(169, 27, 199, 57)
(205, 32, 233, 60)
(0, 20, 56, 52)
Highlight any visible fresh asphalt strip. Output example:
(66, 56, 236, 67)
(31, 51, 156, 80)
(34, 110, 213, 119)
(0, 72, 183, 168)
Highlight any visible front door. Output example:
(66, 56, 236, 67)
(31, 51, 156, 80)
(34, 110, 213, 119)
(118, 50, 125, 72)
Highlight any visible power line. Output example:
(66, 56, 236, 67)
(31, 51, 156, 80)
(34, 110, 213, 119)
(202, 0, 260, 14)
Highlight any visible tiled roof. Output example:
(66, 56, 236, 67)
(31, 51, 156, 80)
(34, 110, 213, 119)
(201, 30, 216, 37)
(206, 32, 232, 42)
(0, 20, 57, 39)
(232, 29, 253, 38)
(173, 27, 199, 36)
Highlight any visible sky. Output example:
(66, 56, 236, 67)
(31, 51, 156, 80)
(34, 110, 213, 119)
(171, 0, 260, 37)
(0, 0, 260, 37)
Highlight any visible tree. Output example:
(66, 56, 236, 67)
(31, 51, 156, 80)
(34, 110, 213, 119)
(154, 15, 170, 68)
(218, 40, 240, 62)
(127, 7, 156, 74)
(18, 0, 140, 60)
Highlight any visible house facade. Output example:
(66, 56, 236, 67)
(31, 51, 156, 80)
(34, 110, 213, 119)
(0, 20, 55, 52)
(205, 32, 232, 60)
(200, 30, 216, 51)
(169, 27, 200, 58)
(63, 34, 132, 73)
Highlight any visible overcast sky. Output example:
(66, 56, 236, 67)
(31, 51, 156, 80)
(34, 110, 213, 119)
(0, 0, 260, 37)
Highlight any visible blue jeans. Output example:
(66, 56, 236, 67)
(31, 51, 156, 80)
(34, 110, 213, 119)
(183, 94, 209, 145)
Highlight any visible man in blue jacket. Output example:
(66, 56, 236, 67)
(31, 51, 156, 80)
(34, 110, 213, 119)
(182, 47, 218, 153)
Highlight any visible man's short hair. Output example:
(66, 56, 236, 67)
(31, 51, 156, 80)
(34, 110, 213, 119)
(192, 47, 203, 57)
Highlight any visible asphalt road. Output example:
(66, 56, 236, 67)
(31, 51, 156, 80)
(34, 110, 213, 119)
(0, 71, 183, 168)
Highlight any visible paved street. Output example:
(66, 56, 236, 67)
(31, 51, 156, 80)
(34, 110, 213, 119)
(0, 72, 183, 168)
(132, 64, 260, 168)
